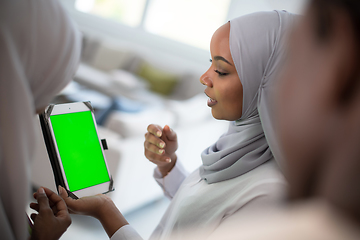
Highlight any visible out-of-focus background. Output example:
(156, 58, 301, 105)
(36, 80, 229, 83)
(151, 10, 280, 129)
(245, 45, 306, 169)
(29, 0, 307, 239)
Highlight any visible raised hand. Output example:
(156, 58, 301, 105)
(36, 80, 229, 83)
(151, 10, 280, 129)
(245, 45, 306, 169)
(144, 124, 178, 176)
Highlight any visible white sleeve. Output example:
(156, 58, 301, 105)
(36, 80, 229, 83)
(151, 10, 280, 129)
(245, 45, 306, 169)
(110, 225, 143, 240)
(153, 160, 189, 199)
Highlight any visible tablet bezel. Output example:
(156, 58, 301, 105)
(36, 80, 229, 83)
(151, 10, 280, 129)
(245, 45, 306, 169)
(48, 102, 112, 198)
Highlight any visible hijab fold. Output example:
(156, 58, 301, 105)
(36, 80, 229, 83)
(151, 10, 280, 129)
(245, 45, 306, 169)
(200, 10, 296, 184)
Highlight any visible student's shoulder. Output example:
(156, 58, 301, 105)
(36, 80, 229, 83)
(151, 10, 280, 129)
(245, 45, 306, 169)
(245, 159, 284, 184)
(232, 159, 286, 199)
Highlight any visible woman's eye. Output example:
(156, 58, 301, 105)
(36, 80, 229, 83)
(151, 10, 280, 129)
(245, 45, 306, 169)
(215, 70, 228, 76)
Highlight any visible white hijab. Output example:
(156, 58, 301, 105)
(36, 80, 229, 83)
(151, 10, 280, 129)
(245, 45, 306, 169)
(200, 10, 296, 184)
(0, 0, 81, 239)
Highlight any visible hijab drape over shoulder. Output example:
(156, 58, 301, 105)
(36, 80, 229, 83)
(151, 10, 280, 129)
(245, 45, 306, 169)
(200, 10, 296, 184)
(0, 0, 81, 239)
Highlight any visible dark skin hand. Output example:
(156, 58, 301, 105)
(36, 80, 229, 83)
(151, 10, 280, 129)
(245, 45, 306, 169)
(144, 124, 178, 177)
(29, 187, 71, 240)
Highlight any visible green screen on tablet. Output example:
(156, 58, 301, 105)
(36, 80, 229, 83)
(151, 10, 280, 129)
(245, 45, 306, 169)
(50, 111, 110, 192)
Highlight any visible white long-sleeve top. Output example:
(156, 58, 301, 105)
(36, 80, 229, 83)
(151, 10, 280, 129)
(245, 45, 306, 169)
(111, 159, 285, 240)
(110, 161, 188, 240)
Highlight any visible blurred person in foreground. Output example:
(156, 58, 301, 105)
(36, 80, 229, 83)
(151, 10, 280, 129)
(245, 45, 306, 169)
(201, 0, 360, 239)
(0, 0, 81, 239)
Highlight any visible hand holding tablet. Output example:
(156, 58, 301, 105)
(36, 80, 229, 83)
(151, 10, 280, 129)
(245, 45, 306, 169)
(39, 102, 114, 199)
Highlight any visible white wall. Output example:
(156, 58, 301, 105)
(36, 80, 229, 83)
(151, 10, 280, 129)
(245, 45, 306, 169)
(61, 0, 210, 76)
(61, 0, 308, 76)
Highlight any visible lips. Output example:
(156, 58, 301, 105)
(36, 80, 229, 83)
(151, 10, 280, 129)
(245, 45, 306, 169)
(207, 97, 218, 107)
(205, 91, 217, 107)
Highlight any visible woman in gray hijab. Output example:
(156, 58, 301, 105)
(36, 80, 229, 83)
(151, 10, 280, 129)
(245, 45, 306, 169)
(57, 10, 297, 240)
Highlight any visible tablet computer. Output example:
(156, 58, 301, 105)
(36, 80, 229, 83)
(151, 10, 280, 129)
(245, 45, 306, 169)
(39, 102, 114, 199)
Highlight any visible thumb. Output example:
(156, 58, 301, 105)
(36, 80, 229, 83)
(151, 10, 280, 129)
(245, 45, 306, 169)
(163, 125, 177, 141)
(58, 186, 76, 214)
(58, 186, 73, 206)
(36, 188, 50, 210)
(58, 186, 77, 212)
(58, 186, 69, 200)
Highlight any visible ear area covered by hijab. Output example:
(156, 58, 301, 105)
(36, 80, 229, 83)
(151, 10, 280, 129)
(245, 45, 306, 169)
(200, 10, 297, 184)
(0, 0, 81, 239)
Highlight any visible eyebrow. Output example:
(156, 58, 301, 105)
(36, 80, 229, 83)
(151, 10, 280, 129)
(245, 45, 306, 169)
(213, 56, 232, 66)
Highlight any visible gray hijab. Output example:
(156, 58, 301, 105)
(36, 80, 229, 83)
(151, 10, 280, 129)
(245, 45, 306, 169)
(200, 10, 296, 184)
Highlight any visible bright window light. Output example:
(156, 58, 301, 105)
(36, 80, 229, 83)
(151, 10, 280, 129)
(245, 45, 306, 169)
(144, 0, 231, 50)
(74, 0, 231, 50)
(75, 0, 147, 27)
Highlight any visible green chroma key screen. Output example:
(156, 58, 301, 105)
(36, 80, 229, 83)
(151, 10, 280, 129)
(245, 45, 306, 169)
(50, 111, 109, 192)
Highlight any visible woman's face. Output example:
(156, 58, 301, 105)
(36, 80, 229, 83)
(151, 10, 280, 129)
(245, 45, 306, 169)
(200, 22, 243, 121)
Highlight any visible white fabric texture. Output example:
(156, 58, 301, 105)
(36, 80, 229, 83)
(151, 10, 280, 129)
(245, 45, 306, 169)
(150, 160, 285, 240)
(153, 161, 189, 199)
(200, 10, 297, 183)
(111, 224, 143, 240)
(0, 0, 81, 239)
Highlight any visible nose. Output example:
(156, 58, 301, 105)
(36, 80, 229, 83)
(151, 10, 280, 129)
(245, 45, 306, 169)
(200, 69, 213, 87)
